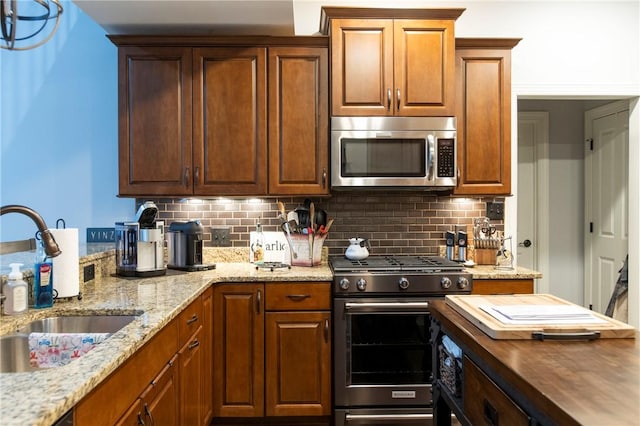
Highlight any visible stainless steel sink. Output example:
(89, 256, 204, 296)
(0, 334, 34, 373)
(16, 315, 138, 334)
(1, 314, 138, 373)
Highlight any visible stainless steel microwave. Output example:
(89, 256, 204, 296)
(331, 116, 457, 189)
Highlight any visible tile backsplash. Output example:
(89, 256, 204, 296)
(141, 193, 504, 257)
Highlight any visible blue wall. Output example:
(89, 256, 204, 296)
(1, 0, 133, 244)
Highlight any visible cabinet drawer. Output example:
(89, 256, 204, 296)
(178, 295, 203, 346)
(463, 356, 530, 426)
(265, 282, 330, 311)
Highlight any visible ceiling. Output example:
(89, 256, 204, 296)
(73, 0, 297, 36)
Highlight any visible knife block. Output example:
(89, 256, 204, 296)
(474, 249, 496, 265)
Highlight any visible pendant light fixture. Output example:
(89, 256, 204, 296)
(1, 0, 63, 51)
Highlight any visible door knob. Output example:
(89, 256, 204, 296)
(519, 239, 532, 247)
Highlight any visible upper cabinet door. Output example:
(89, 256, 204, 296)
(118, 46, 193, 196)
(454, 39, 520, 196)
(193, 47, 268, 196)
(268, 46, 329, 195)
(329, 18, 455, 117)
(394, 19, 455, 116)
(330, 19, 394, 116)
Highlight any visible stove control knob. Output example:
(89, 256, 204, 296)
(440, 277, 452, 289)
(457, 276, 470, 289)
(339, 278, 350, 291)
(356, 278, 367, 291)
(398, 277, 410, 290)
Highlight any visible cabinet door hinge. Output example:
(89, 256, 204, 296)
(586, 138, 594, 150)
(590, 222, 594, 233)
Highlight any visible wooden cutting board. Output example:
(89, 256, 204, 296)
(445, 294, 636, 340)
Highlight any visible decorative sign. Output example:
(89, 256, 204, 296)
(86, 227, 116, 243)
(249, 231, 290, 264)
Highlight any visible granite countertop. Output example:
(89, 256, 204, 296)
(467, 265, 542, 279)
(0, 262, 333, 426)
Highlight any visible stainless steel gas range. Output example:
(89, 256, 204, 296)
(330, 255, 472, 426)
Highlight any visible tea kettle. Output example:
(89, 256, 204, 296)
(345, 237, 370, 260)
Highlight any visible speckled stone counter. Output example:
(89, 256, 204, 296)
(467, 265, 542, 279)
(0, 262, 332, 426)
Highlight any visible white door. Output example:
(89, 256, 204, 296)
(517, 112, 550, 294)
(585, 101, 629, 314)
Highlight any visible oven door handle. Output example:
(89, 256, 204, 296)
(345, 413, 433, 423)
(344, 302, 430, 311)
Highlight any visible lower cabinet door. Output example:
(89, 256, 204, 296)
(463, 356, 530, 426)
(141, 355, 179, 426)
(179, 328, 203, 425)
(115, 399, 144, 426)
(265, 311, 331, 416)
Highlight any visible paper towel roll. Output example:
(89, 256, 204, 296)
(49, 228, 80, 298)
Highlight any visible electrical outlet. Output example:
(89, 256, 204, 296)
(83, 264, 95, 282)
(211, 227, 231, 247)
(486, 202, 505, 220)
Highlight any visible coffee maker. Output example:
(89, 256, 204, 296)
(167, 220, 215, 271)
(115, 201, 166, 277)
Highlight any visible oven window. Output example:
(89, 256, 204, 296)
(341, 138, 426, 177)
(348, 312, 432, 385)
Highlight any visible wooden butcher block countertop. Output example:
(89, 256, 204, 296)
(445, 293, 635, 340)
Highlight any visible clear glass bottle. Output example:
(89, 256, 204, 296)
(252, 223, 265, 264)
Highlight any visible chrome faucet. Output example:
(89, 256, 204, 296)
(1, 205, 62, 257)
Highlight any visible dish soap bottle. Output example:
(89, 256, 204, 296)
(3, 263, 28, 315)
(251, 223, 265, 264)
(34, 241, 54, 308)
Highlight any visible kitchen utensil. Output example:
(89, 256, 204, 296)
(287, 211, 300, 228)
(315, 208, 327, 227)
(284, 219, 297, 233)
(280, 222, 297, 259)
(324, 219, 333, 234)
(277, 201, 287, 223)
(345, 237, 370, 260)
(294, 206, 310, 228)
(309, 202, 316, 232)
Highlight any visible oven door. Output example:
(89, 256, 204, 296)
(334, 297, 435, 408)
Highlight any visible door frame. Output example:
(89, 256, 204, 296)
(516, 112, 550, 294)
(584, 99, 630, 313)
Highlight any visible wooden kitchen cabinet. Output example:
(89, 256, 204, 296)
(268, 47, 329, 195)
(265, 283, 332, 416)
(192, 47, 268, 195)
(177, 287, 212, 425)
(116, 355, 179, 426)
(111, 36, 329, 197)
(454, 38, 521, 196)
(75, 289, 212, 426)
(213, 283, 264, 417)
(75, 317, 179, 425)
(116, 45, 193, 196)
(213, 282, 331, 420)
(321, 8, 463, 117)
(472, 278, 534, 295)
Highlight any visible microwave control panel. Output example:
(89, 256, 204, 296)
(437, 138, 455, 177)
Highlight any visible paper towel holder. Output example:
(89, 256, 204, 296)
(43, 218, 84, 301)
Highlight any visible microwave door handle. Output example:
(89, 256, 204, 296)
(427, 135, 435, 181)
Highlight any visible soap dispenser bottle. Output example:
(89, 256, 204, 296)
(34, 241, 54, 308)
(3, 263, 28, 315)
